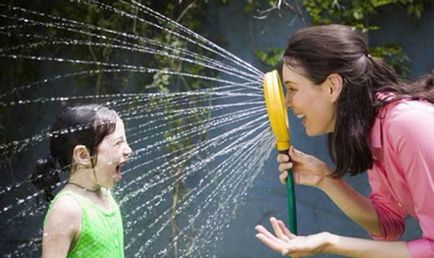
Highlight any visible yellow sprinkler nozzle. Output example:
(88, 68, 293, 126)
(263, 70, 291, 151)
(263, 69, 297, 235)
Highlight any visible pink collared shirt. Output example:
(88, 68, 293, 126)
(368, 98, 434, 258)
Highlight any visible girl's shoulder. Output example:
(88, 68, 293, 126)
(43, 190, 82, 254)
(45, 190, 82, 224)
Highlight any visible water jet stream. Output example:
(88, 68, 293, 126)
(0, 2, 278, 257)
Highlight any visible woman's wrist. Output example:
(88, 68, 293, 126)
(316, 167, 338, 191)
(323, 232, 340, 254)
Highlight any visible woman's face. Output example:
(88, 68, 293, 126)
(282, 64, 337, 136)
(94, 116, 132, 189)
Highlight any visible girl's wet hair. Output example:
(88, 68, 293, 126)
(32, 104, 117, 201)
(283, 24, 434, 177)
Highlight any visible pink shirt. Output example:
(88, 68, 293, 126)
(368, 98, 434, 258)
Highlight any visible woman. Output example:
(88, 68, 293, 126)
(255, 24, 434, 257)
(32, 104, 132, 257)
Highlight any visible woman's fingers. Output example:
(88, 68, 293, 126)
(255, 225, 288, 254)
(255, 220, 301, 256)
(256, 219, 330, 257)
(279, 171, 288, 184)
(255, 225, 286, 243)
(288, 146, 306, 163)
(255, 225, 280, 241)
(270, 217, 290, 241)
(278, 161, 293, 173)
(277, 153, 289, 163)
(255, 233, 285, 253)
(277, 152, 293, 184)
(277, 151, 293, 185)
(277, 219, 296, 239)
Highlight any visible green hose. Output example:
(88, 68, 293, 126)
(286, 168, 297, 234)
(279, 150, 297, 234)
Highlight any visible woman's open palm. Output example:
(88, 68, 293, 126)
(255, 217, 330, 257)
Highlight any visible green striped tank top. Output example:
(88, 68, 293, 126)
(45, 190, 124, 258)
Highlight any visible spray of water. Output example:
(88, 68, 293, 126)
(0, 2, 275, 257)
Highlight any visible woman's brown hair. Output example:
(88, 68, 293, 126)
(283, 24, 434, 177)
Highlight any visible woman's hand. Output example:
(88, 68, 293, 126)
(255, 217, 332, 257)
(277, 147, 332, 188)
(256, 217, 411, 258)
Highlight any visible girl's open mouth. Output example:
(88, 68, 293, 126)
(115, 162, 127, 179)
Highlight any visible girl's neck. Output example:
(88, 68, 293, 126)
(66, 179, 109, 204)
(65, 181, 111, 210)
(68, 168, 102, 194)
(67, 181, 100, 193)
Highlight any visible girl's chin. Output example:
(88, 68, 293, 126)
(112, 174, 121, 184)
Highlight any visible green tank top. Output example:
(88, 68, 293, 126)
(45, 190, 124, 258)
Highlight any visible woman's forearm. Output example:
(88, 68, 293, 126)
(318, 177, 382, 235)
(326, 233, 410, 258)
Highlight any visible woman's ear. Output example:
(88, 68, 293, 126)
(326, 73, 343, 102)
(72, 145, 92, 168)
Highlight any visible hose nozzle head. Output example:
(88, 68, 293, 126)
(263, 70, 291, 151)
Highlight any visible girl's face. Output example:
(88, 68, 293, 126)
(94, 116, 132, 189)
(282, 64, 337, 136)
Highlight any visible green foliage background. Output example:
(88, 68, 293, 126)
(254, 0, 431, 76)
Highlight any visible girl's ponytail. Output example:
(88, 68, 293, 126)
(32, 154, 60, 201)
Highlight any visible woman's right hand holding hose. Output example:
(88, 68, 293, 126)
(278, 146, 382, 235)
(277, 146, 333, 189)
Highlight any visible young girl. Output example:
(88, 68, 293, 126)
(32, 104, 132, 257)
(255, 24, 434, 257)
